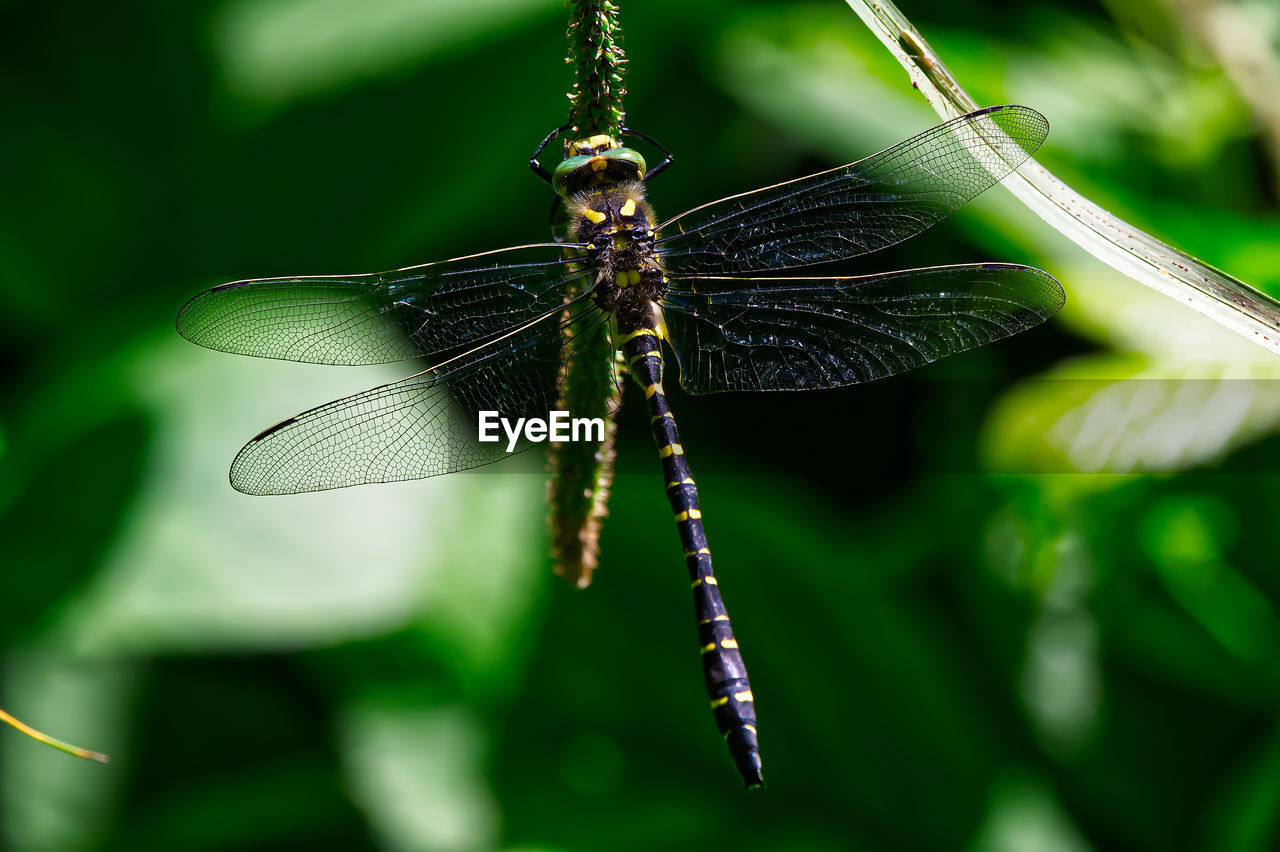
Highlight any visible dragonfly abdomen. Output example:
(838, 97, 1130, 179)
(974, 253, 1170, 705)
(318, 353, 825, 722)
(620, 324, 764, 790)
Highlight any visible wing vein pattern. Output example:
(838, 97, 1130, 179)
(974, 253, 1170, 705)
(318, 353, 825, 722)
(660, 264, 1065, 394)
(656, 105, 1048, 274)
(229, 303, 606, 494)
(176, 244, 588, 365)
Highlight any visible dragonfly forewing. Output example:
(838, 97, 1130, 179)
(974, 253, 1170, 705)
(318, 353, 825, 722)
(655, 105, 1048, 275)
(176, 244, 589, 365)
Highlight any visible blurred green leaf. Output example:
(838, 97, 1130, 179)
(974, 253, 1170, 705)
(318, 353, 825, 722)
(50, 337, 545, 657)
(1142, 495, 1280, 664)
(0, 415, 148, 645)
(339, 696, 495, 852)
(125, 760, 352, 851)
(969, 769, 1093, 852)
(1018, 530, 1101, 756)
(215, 0, 560, 104)
(985, 354, 1280, 474)
(1205, 724, 1280, 852)
(716, 8, 940, 161)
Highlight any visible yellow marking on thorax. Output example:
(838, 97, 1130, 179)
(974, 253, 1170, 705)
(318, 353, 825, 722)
(645, 382, 664, 399)
(674, 508, 702, 521)
(619, 198, 636, 217)
(734, 690, 754, 703)
(719, 638, 737, 649)
(659, 443, 684, 458)
(690, 576, 718, 588)
(583, 208, 606, 224)
(711, 696, 729, 709)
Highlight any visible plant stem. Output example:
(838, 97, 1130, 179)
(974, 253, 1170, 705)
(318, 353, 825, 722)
(844, 0, 1280, 356)
(564, 0, 628, 137)
(0, 708, 108, 762)
(547, 0, 627, 586)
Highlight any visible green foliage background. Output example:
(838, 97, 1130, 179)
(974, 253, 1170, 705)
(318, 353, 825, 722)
(3, 0, 1280, 849)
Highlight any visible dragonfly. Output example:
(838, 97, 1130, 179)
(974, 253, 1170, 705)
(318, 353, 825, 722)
(176, 104, 1064, 789)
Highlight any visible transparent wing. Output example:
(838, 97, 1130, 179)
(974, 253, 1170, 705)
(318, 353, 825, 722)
(660, 265, 1064, 394)
(177, 244, 589, 365)
(656, 105, 1048, 275)
(229, 302, 607, 494)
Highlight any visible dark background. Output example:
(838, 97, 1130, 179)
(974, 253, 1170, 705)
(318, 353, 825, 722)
(3, 0, 1280, 849)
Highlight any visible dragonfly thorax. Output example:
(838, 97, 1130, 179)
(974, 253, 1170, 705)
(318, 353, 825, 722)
(571, 182, 664, 332)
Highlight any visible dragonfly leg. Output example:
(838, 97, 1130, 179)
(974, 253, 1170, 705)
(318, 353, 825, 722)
(622, 127, 674, 181)
(529, 122, 572, 185)
(620, 325, 764, 790)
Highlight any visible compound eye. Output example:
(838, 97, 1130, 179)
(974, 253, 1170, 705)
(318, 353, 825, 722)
(601, 148, 647, 181)
(551, 153, 594, 198)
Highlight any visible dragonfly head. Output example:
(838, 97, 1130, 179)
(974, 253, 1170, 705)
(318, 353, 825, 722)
(552, 136, 647, 199)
